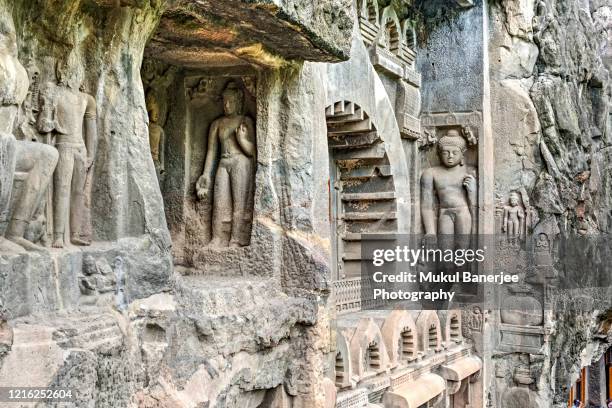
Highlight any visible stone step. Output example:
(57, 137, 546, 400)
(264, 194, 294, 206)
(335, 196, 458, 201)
(334, 144, 386, 161)
(340, 164, 392, 180)
(329, 131, 380, 149)
(342, 251, 363, 261)
(56, 325, 122, 349)
(11, 326, 56, 344)
(86, 334, 123, 353)
(345, 223, 398, 235)
(341, 192, 395, 201)
(342, 211, 397, 221)
(60, 314, 117, 328)
(53, 315, 117, 340)
(341, 233, 398, 241)
(326, 101, 355, 117)
(326, 108, 365, 124)
(342, 200, 396, 217)
(327, 118, 373, 135)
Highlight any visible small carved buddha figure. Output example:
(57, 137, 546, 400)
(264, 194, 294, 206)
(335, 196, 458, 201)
(0, 15, 58, 253)
(146, 96, 165, 177)
(503, 191, 524, 241)
(196, 81, 255, 247)
(421, 129, 477, 247)
(534, 232, 553, 267)
(37, 55, 97, 248)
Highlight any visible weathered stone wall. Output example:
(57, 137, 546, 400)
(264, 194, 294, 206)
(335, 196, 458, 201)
(416, 0, 485, 113)
(0, 0, 352, 406)
(489, 0, 612, 406)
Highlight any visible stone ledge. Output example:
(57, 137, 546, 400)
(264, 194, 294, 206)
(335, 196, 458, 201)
(0, 236, 172, 319)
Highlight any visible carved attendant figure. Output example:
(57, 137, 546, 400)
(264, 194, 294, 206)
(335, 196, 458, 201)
(147, 95, 165, 177)
(37, 57, 97, 248)
(421, 129, 477, 244)
(196, 81, 255, 247)
(0, 15, 58, 252)
(503, 191, 524, 240)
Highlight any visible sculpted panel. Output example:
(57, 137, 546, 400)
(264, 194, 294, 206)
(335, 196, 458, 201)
(196, 81, 256, 248)
(147, 95, 165, 179)
(502, 192, 524, 241)
(142, 61, 176, 183)
(0, 15, 58, 253)
(420, 127, 478, 245)
(37, 54, 98, 248)
(496, 189, 538, 247)
(0, 15, 101, 253)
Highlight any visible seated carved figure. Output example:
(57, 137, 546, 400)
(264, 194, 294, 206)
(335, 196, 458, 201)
(196, 81, 255, 247)
(0, 15, 58, 253)
(420, 129, 477, 247)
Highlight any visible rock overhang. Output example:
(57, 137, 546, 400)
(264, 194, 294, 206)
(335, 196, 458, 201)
(146, 0, 355, 68)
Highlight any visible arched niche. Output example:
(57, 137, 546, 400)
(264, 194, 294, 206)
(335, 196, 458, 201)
(439, 309, 463, 345)
(402, 20, 417, 50)
(378, 6, 401, 54)
(334, 330, 353, 389)
(381, 310, 418, 367)
(416, 310, 442, 353)
(326, 27, 412, 239)
(360, 0, 380, 26)
(349, 317, 389, 378)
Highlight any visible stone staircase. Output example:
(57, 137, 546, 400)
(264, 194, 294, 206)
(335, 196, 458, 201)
(52, 313, 124, 354)
(326, 101, 398, 280)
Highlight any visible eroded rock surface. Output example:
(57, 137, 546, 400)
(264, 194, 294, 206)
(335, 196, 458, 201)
(490, 0, 612, 406)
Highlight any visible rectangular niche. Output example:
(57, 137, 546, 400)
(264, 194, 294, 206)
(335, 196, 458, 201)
(166, 74, 259, 273)
(187, 76, 257, 239)
(418, 111, 484, 299)
(418, 111, 483, 235)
